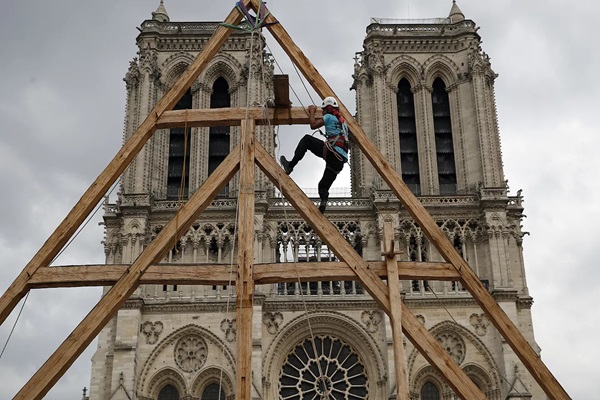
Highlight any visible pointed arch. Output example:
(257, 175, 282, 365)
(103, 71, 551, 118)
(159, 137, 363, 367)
(387, 54, 422, 87)
(145, 368, 188, 400)
(410, 365, 446, 400)
(397, 77, 421, 195)
(262, 311, 387, 399)
(191, 367, 235, 399)
(166, 86, 192, 200)
(422, 54, 460, 87)
(137, 324, 235, 399)
(430, 76, 457, 194)
(200, 53, 244, 94)
(407, 320, 502, 395)
(162, 52, 196, 87)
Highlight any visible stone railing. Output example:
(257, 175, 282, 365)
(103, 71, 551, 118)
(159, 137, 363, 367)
(366, 20, 476, 35)
(140, 20, 251, 33)
(274, 281, 365, 297)
(373, 190, 477, 206)
(269, 197, 372, 210)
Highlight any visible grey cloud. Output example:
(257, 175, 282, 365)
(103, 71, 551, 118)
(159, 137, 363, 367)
(1, 1, 598, 399)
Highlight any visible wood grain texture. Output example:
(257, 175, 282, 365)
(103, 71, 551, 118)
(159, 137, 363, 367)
(383, 222, 409, 400)
(235, 119, 255, 400)
(27, 261, 460, 288)
(156, 106, 319, 128)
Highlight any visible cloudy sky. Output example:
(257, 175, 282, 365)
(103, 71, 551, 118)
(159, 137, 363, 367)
(0, 0, 598, 399)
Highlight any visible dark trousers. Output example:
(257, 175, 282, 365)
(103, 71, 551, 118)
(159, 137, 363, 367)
(289, 135, 345, 202)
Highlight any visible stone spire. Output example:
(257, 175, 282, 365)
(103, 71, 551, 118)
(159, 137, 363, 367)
(448, 0, 465, 23)
(152, 0, 170, 23)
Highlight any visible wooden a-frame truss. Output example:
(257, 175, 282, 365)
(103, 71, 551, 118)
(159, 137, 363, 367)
(0, 1, 570, 399)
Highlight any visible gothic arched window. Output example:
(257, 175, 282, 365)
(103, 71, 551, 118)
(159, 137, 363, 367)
(201, 383, 226, 400)
(397, 78, 420, 195)
(158, 384, 179, 400)
(209, 77, 231, 197)
(432, 78, 457, 194)
(167, 89, 193, 199)
(420, 381, 440, 400)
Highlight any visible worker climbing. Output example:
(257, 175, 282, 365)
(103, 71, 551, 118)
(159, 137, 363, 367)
(280, 96, 349, 213)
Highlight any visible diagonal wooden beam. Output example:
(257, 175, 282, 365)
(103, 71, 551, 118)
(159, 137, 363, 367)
(26, 261, 461, 288)
(13, 147, 241, 400)
(256, 3, 569, 398)
(254, 142, 486, 399)
(0, 1, 252, 328)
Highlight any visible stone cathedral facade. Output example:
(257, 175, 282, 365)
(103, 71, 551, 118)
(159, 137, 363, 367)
(89, 2, 546, 399)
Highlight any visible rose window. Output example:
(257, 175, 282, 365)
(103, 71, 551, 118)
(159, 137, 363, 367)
(279, 335, 368, 399)
(436, 332, 465, 365)
(174, 335, 208, 372)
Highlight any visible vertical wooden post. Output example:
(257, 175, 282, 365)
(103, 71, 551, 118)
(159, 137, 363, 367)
(383, 222, 410, 400)
(235, 119, 256, 400)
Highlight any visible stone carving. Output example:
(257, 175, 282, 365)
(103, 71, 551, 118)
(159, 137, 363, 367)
(436, 332, 465, 365)
(220, 318, 236, 342)
(141, 321, 163, 345)
(174, 334, 208, 372)
(415, 314, 426, 326)
(470, 313, 490, 336)
(361, 310, 383, 333)
(280, 335, 368, 399)
(262, 312, 283, 335)
(124, 57, 140, 90)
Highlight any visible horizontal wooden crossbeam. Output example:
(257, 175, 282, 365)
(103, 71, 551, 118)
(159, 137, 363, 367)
(156, 107, 319, 128)
(27, 261, 460, 288)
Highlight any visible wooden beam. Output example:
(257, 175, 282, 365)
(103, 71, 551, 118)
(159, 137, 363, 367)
(257, 3, 569, 398)
(155, 106, 318, 128)
(0, 1, 250, 328)
(273, 75, 291, 108)
(13, 147, 241, 400)
(254, 142, 486, 399)
(383, 222, 409, 400)
(26, 261, 461, 288)
(254, 260, 460, 284)
(235, 119, 255, 400)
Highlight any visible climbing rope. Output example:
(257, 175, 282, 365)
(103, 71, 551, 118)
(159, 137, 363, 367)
(0, 292, 29, 361)
(1, 180, 119, 360)
(220, 9, 329, 391)
(265, 42, 317, 114)
(253, 33, 328, 384)
(171, 109, 190, 257)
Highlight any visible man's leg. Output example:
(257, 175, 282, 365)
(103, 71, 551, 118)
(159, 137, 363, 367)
(317, 167, 339, 212)
(280, 135, 324, 174)
(317, 152, 345, 213)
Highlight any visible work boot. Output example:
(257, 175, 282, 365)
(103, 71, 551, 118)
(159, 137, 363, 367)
(280, 156, 293, 174)
(318, 200, 327, 213)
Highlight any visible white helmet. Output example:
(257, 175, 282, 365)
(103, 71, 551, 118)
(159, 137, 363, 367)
(322, 96, 339, 108)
